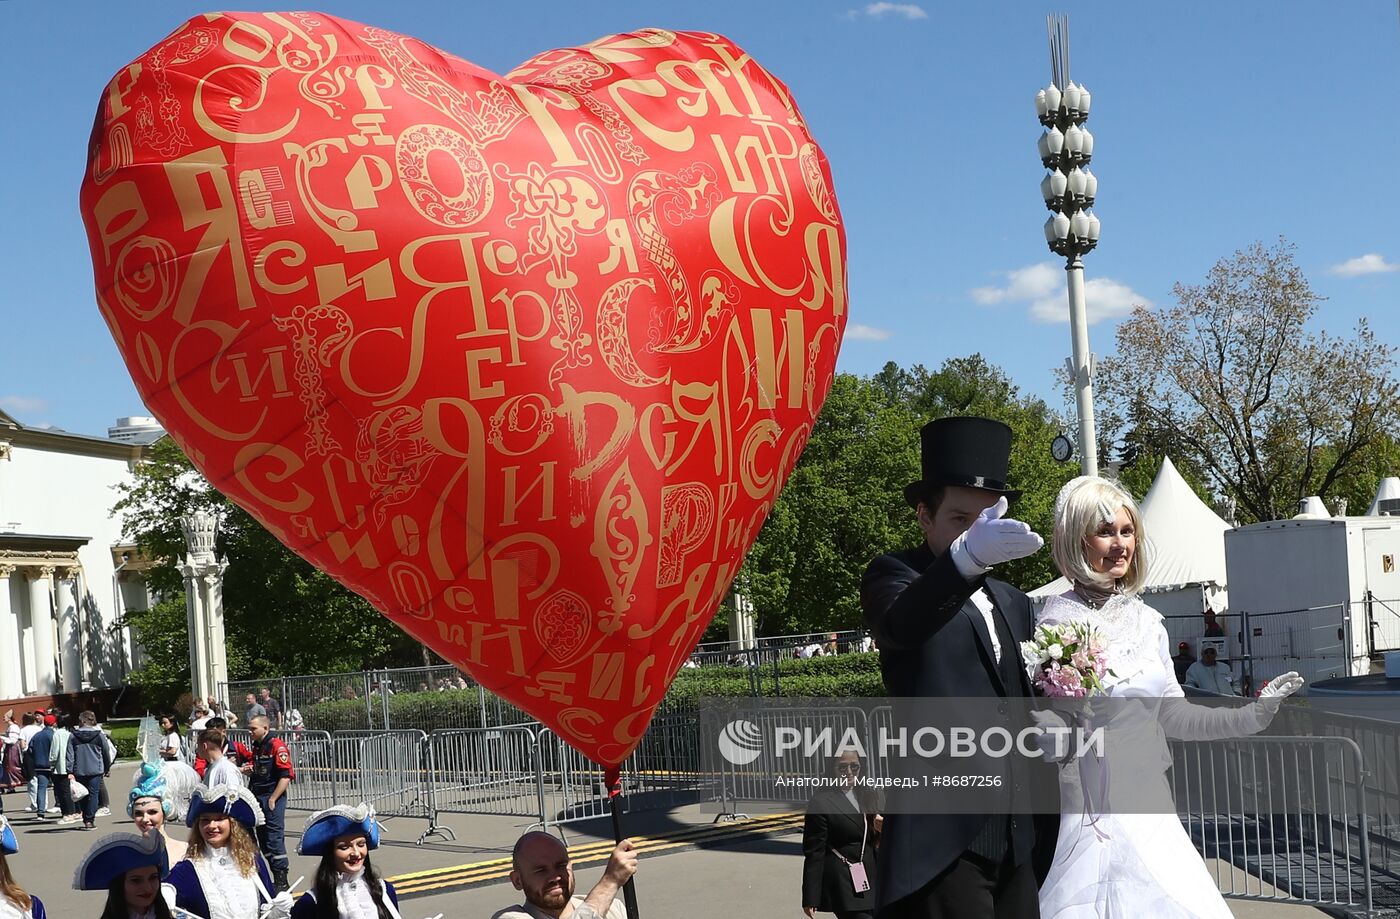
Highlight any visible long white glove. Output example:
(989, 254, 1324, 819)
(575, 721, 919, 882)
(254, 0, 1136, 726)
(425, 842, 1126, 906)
(1029, 709, 1074, 762)
(955, 497, 1044, 568)
(260, 891, 295, 919)
(1257, 671, 1304, 714)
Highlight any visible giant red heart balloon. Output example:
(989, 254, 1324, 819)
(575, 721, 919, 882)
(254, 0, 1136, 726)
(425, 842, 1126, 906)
(81, 12, 846, 766)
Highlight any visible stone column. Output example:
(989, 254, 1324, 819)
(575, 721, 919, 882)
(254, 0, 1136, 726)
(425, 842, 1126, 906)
(57, 569, 82, 692)
(27, 566, 56, 695)
(181, 511, 229, 703)
(0, 565, 19, 698)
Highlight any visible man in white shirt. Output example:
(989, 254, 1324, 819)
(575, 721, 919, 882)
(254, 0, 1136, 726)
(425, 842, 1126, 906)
(492, 833, 637, 919)
(199, 727, 245, 789)
(1184, 647, 1237, 695)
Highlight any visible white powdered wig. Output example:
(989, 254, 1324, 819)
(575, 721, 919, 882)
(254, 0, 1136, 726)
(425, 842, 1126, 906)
(1052, 475, 1149, 594)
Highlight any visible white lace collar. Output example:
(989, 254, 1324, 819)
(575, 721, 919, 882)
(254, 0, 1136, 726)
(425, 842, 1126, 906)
(1038, 590, 1160, 685)
(0, 895, 31, 919)
(335, 868, 381, 919)
(192, 849, 260, 919)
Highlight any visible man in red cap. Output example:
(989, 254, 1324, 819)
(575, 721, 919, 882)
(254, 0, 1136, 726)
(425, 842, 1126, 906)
(1172, 641, 1196, 684)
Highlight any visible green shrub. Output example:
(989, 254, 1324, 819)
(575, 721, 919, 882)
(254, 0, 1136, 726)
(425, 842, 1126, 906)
(109, 724, 140, 760)
(296, 653, 887, 731)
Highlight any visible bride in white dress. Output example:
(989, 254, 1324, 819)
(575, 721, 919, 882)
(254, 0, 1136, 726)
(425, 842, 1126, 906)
(1035, 476, 1304, 919)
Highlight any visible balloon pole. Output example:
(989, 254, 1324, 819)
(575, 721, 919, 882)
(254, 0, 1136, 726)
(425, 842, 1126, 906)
(606, 766, 640, 919)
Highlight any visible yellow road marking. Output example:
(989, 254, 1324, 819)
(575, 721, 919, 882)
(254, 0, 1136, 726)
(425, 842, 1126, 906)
(389, 813, 802, 894)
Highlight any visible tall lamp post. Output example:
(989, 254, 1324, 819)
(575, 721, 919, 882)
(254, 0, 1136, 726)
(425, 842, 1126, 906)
(1037, 15, 1101, 476)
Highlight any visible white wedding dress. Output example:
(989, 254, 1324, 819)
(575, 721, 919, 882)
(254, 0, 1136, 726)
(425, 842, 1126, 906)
(1035, 590, 1274, 919)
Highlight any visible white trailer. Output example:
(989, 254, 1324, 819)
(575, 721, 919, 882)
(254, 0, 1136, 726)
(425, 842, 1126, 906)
(1224, 517, 1400, 690)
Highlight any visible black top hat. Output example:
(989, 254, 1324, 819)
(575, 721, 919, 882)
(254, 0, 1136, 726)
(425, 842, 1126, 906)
(903, 416, 1021, 508)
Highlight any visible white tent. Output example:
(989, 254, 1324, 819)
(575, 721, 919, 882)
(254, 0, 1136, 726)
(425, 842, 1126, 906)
(1367, 477, 1400, 516)
(1029, 456, 1231, 617)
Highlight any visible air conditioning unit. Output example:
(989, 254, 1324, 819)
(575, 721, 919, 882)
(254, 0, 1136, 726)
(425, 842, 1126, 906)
(1380, 498, 1400, 517)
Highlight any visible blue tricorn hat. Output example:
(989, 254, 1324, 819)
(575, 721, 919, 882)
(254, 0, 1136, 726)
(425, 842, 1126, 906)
(72, 832, 169, 890)
(298, 804, 382, 857)
(0, 816, 16, 856)
(186, 784, 264, 829)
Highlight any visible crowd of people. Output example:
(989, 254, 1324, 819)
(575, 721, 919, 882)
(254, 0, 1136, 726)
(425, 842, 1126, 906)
(2, 708, 119, 830)
(1, 415, 1304, 919)
(0, 709, 642, 919)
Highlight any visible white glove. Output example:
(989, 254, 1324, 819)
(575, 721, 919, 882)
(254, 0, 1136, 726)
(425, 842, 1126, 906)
(956, 497, 1044, 568)
(1257, 671, 1304, 714)
(260, 892, 294, 919)
(1029, 709, 1073, 762)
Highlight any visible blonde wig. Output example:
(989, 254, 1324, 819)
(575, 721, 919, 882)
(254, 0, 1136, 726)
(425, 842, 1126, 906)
(188, 815, 260, 877)
(1052, 476, 1149, 595)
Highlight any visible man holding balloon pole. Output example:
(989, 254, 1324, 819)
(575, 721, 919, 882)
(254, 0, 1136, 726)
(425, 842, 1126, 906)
(861, 417, 1056, 918)
(494, 832, 638, 919)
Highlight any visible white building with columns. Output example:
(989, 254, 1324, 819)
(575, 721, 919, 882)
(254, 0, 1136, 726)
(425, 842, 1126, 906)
(0, 409, 161, 701)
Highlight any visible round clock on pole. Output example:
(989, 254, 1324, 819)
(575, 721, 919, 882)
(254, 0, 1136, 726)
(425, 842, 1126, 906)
(1051, 434, 1074, 463)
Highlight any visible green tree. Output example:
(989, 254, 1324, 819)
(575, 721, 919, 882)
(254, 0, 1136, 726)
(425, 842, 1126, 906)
(908, 355, 1072, 590)
(739, 370, 924, 635)
(739, 356, 1072, 637)
(1100, 239, 1399, 523)
(113, 439, 425, 701)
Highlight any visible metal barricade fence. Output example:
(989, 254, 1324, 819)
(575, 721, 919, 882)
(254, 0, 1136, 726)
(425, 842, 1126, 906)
(866, 705, 895, 781)
(712, 706, 869, 818)
(530, 712, 710, 832)
(625, 712, 705, 810)
(428, 724, 544, 820)
(277, 730, 336, 811)
(328, 730, 431, 821)
(1171, 735, 1373, 914)
(535, 727, 616, 828)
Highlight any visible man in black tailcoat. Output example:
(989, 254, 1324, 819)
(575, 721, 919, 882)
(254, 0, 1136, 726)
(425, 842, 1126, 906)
(861, 416, 1056, 918)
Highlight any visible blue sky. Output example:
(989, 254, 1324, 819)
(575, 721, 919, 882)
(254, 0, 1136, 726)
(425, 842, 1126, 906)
(3, 0, 1397, 436)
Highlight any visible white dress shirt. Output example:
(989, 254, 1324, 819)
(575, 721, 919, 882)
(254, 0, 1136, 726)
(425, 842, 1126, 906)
(950, 540, 1002, 662)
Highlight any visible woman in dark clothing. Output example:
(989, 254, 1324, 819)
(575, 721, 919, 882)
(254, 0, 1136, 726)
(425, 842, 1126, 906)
(802, 749, 881, 919)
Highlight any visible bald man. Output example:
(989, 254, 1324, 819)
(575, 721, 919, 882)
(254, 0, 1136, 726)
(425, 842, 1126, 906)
(492, 832, 638, 919)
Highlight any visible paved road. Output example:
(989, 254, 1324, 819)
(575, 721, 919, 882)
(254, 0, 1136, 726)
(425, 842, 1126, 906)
(4, 790, 1337, 917)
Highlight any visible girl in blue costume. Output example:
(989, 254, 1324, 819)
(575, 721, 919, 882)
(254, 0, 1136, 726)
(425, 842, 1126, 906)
(291, 804, 403, 919)
(72, 831, 198, 919)
(164, 784, 294, 919)
(128, 761, 201, 863)
(0, 817, 43, 919)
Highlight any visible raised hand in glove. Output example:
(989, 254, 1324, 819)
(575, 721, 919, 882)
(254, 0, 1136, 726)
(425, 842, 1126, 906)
(259, 891, 295, 919)
(954, 496, 1044, 569)
(1029, 709, 1074, 762)
(1257, 672, 1304, 714)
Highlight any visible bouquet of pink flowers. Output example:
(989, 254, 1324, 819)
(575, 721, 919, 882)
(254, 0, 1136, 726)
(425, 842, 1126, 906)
(1020, 621, 1112, 698)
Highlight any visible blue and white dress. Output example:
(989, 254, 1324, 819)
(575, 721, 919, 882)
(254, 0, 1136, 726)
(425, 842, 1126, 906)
(0, 893, 44, 919)
(289, 871, 402, 918)
(166, 851, 275, 919)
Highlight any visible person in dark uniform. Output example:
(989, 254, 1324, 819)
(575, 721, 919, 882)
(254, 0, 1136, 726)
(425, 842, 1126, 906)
(802, 749, 882, 919)
(861, 416, 1056, 919)
(1172, 641, 1196, 684)
(248, 715, 296, 892)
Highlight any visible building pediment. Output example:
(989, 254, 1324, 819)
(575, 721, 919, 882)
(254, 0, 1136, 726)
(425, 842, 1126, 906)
(0, 533, 91, 571)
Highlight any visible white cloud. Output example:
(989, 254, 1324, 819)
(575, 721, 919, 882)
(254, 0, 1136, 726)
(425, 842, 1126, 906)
(0, 395, 47, 416)
(845, 323, 892, 342)
(971, 263, 1060, 305)
(1330, 253, 1399, 277)
(973, 262, 1150, 325)
(857, 2, 928, 20)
